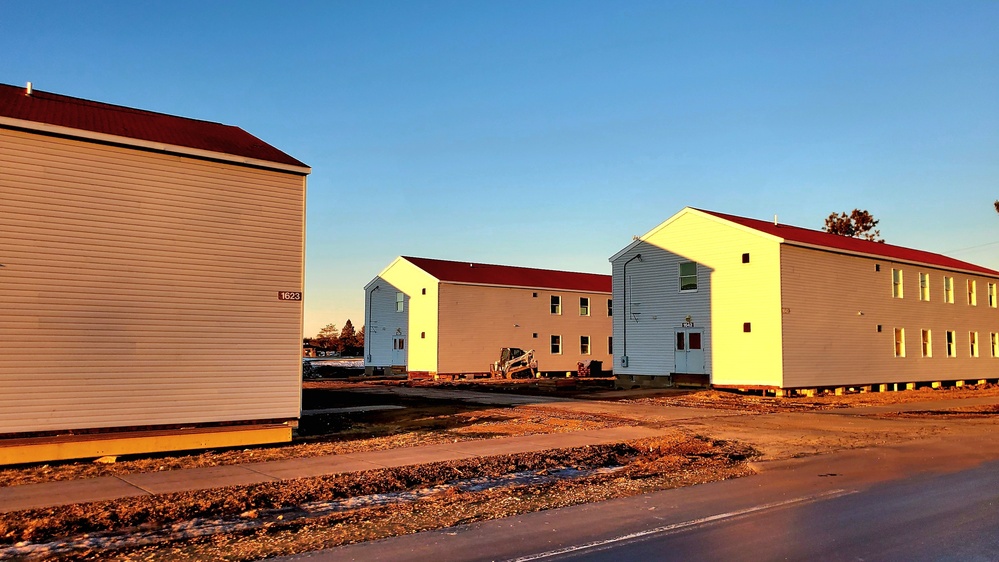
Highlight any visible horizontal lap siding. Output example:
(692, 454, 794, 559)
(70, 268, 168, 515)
(364, 276, 409, 368)
(612, 244, 701, 376)
(378, 260, 440, 373)
(437, 284, 612, 374)
(0, 128, 304, 433)
(612, 212, 783, 385)
(780, 245, 999, 388)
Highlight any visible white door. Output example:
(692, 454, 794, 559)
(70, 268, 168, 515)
(392, 336, 406, 366)
(674, 329, 705, 374)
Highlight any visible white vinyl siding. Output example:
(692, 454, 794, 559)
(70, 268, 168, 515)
(0, 127, 304, 434)
(364, 277, 408, 369)
(780, 247, 999, 388)
(434, 283, 611, 374)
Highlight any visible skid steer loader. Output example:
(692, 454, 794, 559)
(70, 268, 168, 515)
(489, 347, 538, 379)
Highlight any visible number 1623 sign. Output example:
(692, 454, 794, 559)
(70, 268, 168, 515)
(277, 291, 302, 301)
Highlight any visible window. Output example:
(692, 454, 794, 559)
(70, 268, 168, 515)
(875, 264, 881, 272)
(679, 262, 697, 291)
(689, 332, 702, 349)
(421, 288, 426, 295)
(921, 330, 932, 357)
(395, 292, 404, 312)
(742, 253, 750, 263)
(894, 328, 905, 357)
(579, 297, 590, 316)
(550, 295, 561, 315)
(970, 332, 979, 357)
(608, 336, 613, 354)
(992, 333, 999, 358)
(607, 299, 613, 316)
(892, 269, 903, 298)
(989, 283, 997, 308)
(743, 322, 752, 333)
(580, 336, 590, 355)
(944, 277, 954, 303)
(676, 332, 685, 350)
(919, 273, 930, 301)
(968, 280, 977, 306)
(946, 331, 956, 357)
(550, 335, 562, 354)
(533, 333, 538, 338)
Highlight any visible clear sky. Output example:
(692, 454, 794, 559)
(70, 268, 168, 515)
(3, 1, 997, 337)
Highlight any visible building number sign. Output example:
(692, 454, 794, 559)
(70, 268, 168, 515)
(277, 291, 302, 301)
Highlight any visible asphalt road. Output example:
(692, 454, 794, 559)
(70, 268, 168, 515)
(270, 434, 999, 562)
(530, 461, 999, 562)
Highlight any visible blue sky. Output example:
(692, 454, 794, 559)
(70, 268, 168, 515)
(3, 1, 997, 336)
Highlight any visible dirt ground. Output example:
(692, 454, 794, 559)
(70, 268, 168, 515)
(3, 381, 999, 560)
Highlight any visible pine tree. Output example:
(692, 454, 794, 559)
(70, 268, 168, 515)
(338, 320, 358, 355)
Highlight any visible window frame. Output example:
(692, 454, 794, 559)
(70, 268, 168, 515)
(946, 330, 956, 357)
(892, 269, 903, 299)
(944, 276, 954, 303)
(607, 298, 613, 317)
(989, 283, 997, 308)
(968, 279, 977, 306)
(580, 335, 591, 355)
(970, 331, 979, 357)
(919, 272, 930, 301)
(921, 329, 932, 358)
(550, 295, 561, 315)
(991, 332, 999, 358)
(550, 334, 562, 355)
(608, 336, 613, 354)
(679, 261, 698, 292)
(579, 297, 590, 316)
(894, 328, 905, 357)
(395, 292, 405, 313)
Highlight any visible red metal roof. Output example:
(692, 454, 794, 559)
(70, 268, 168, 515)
(698, 209, 999, 277)
(403, 256, 612, 293)
(0, 83, 307, 169)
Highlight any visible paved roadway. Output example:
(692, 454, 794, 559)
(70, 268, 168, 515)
(270, 433, 999, 562)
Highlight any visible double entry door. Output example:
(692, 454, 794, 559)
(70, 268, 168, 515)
(392, 336, 406, 366)
(674, 328, 705, 374)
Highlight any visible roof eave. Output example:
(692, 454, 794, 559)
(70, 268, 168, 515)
(440, 280, 612, 294)
(785, 240, 999, 278)
(0, 115, 312, 175)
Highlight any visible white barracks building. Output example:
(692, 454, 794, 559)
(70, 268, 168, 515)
(365, 256, 612, 377)
(0, 83, 310, 463)
(611, 207, 999, 392)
